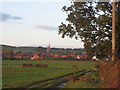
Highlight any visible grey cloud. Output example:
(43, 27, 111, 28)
(11, 16, 22, 20)
(0, 12, 22, 22)
(35, 25, 58, 31)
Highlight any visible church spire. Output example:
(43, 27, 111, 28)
(47, 43, 50, 53)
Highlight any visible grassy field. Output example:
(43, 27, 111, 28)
(62, 70, 99, 88)
(2, 60, 99, 88)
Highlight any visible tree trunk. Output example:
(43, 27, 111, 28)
(118, 2, 120, 60)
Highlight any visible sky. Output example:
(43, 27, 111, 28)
(0, 1, 84, 48)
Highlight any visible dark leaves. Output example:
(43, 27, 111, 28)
(58, 2, 119, 59)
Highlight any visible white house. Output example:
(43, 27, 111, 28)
(92, 55, 99, 61)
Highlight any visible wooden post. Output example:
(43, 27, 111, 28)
(112, 1, 116, 62)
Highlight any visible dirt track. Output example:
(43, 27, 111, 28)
(20, 70, 93, 88)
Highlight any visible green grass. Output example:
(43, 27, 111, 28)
(2, 60, 99, 88)
(84, 70, 99, 83)
(62, 81, 98, 88)
(62, 70, 99, 88)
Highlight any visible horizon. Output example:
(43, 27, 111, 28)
(1, 43, 84, 49)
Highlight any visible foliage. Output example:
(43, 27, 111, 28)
(58, 2, 120, 59)
(115, 2, 120, 60)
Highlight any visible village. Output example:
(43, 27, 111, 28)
(1, 44, 88, 60)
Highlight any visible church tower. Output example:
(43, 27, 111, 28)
(47, 44, 50, 54)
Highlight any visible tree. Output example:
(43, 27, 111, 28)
(3, 51, 14, 60)
(58, 1, 120, 59)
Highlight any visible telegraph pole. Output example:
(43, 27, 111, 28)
(118, 2, 120, 60)
(112, 0, 116, 62)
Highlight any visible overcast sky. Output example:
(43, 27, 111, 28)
(0, 1, 84, 48)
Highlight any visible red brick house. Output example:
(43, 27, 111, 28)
(31, 53, 40, 60)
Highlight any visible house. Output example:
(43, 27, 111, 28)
(69, 54, 74, 57)
(49, 53, 54, 56)
(31, 53, 40, 60)
(76, 56, 81, 59)
(14, 55, 22, 59)
(92, 55, 99, 61)
(61, 55, 68, 58)
(54, 54, 59, 58)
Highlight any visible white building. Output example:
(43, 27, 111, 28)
(92, 55, 99, 61)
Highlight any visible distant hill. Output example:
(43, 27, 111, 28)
(1, 44, 40, 53)
(0, 44, 84, 54)
(1, 44, 16, 51)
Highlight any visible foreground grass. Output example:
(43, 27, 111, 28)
(62, 81, 98, 88)
(62, 70, 99, 88)
(2, 60, 99, 88)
